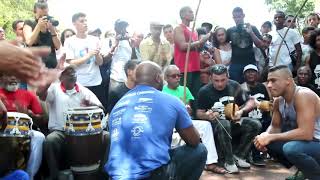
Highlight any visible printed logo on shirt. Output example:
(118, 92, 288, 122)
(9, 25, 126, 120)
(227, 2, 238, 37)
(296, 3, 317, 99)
(134, 105, 152, 113)
(131, 126, 144, 138)
(79, 48, 96, 64)
(111, 128, 119, 141)
(132, 113, 148, 124)
(219, 96, 235, 105)
(248, 93, 265, 119)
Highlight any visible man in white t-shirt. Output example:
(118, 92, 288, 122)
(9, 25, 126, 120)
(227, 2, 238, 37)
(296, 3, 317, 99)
(64, 12, 106, 107)
(37, 65, 102, 179)
(269, 11, 302, 71)
(108, 19, 132, 93)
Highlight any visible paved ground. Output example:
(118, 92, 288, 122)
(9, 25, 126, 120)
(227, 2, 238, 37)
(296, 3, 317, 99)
(200, 160, 295, 180)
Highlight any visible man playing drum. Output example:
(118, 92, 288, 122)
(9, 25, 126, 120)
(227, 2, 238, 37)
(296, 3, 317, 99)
(254, 65, 320, 180)
(0, 74, 45, 180)
(37, 65, 102, 180)
(196, 64, 261, 173)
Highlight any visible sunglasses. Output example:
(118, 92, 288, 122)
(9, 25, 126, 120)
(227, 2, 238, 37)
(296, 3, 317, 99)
(168, 74, 182, 78)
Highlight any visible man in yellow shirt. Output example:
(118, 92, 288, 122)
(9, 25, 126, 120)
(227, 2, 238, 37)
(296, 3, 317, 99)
(140, 22, 172, 69)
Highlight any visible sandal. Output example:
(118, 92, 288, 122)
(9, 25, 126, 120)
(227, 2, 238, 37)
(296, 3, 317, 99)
(205, 164, 228, 174)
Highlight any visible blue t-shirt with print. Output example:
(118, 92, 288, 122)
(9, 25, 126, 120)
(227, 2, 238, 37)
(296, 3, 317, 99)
(105, 85, 192, 179)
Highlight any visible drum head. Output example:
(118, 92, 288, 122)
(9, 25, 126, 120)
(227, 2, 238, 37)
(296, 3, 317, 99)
(7, 112, 31, 120)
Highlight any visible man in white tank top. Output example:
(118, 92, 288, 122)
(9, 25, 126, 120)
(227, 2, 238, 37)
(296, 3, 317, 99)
(254, 65, 320, 180)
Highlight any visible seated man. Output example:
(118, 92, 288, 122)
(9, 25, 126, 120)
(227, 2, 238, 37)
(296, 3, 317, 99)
(163, 65, 226, 174)
(0, 74, 45, 180)
(294, 66, 319, 96)
(241, 64, 272, 166)
(197, 64, 261, 173)
(36, 65, 103, 180)
(107, 60, 140, 114)
(106, 61, 207, 180)
(255, 65, 320, 180)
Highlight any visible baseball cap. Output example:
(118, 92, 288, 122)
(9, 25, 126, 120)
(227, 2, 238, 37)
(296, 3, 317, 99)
(243, 64, 258, 73)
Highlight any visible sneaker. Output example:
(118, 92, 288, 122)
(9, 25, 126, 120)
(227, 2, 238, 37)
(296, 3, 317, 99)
(224, 163, 239, 174)
(285, 170, 305, 180)
(234, 155, 251, 169)
(248, 154, 266, 167)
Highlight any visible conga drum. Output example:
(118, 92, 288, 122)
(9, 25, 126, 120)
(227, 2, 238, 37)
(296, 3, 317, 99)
(0, 112, 31, 177)
(64, 106, 105, 180)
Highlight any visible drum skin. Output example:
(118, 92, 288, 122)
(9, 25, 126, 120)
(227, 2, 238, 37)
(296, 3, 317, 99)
(0, 136, 30, 177)
(224, 103, 239, 120)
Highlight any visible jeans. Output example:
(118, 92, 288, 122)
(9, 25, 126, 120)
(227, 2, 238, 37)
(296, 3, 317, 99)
(27, 130, 45, 180)
(1, 170, 29, 180)
(213, 118, 261, 165)
(268, 140, 320, 180)
(148, 143, 207, 180)
(229, 64, 247, 83)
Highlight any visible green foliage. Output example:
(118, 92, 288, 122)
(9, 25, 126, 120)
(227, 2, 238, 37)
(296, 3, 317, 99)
(265, 0, 315, 18)
(0, 0, 34, 40)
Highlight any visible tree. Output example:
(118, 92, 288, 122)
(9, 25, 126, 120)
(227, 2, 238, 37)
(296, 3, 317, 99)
(265, 0, 315, 18)
(0, 0, 34, 40)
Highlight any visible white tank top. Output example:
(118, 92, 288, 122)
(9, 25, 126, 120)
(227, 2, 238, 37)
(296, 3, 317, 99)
(219, 49, 232, 65)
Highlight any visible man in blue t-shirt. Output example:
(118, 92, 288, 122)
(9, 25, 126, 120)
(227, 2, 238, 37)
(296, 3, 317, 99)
(106, 61, 207, 180)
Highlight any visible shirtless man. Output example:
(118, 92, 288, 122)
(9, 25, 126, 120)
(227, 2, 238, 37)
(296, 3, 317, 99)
(255, 65, 320, 180)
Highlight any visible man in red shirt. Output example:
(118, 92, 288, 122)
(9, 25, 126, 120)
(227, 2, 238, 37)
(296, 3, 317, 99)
(173, 6, 211, 115)
(0, 74, 45, 180)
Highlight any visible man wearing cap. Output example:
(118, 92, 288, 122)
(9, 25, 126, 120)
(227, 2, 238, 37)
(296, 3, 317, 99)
(140, 22, 172, 69)
(241, 64, 271, 166)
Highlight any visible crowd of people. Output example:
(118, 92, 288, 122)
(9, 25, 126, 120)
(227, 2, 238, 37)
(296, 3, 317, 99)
(0, 0, 320, 180)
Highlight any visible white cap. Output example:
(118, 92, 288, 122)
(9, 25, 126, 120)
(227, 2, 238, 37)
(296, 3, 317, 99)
(243, 64, 258, 73)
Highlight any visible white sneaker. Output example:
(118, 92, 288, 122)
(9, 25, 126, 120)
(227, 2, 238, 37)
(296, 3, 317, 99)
(234, 155, 251, 169)
(224, 163, 239, 174)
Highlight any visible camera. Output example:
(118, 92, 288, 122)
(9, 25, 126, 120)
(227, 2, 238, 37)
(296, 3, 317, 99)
(45, 16, 59, 26)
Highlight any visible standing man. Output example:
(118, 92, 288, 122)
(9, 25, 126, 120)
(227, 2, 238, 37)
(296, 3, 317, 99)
(269, 11, 302, 71)
(12, 20, 25, 45)
(227, 7, 264, 83)
(106, 61, 207, 179)
(140, 22, 172, 69)
(306, 13, 320, 28)
(255, 65, 320, 180)
(260, 21, 272, 35)
(108, 19, 132, 93)
(64, 12, 105, 108)
(131, 32, 144, 61)
(163, 24, 174, 61)
(196, 64, 261, 173)
(174, 6, 211, 110)
(0, 27, 5, 40)
(284, 15, 297, 29)
(23, 1, 61, 69)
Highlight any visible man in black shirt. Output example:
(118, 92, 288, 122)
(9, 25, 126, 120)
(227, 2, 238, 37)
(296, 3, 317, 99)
(107, 60, 140, 113)
(197, 64, 261, 173)
(227, 7, 264, 83)
(23, 1, 61, 69)
(241, 64, 271, 166)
